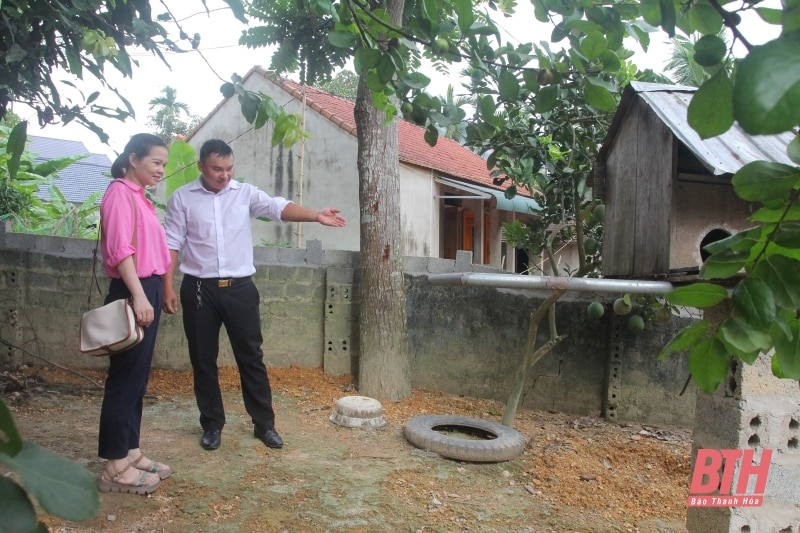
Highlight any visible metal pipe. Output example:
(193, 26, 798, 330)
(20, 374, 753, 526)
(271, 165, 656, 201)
(428, 272, 674, 295)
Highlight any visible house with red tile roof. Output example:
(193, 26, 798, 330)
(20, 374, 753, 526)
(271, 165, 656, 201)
(187, 66, 539, 271)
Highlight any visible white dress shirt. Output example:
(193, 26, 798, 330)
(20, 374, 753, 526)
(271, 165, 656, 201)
(165, 178, 291, 278)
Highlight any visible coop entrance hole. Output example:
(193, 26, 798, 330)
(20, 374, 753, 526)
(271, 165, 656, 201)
(700, 228, 731, 261)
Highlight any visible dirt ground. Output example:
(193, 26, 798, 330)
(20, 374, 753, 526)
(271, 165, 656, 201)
(2, 364, 691, 532)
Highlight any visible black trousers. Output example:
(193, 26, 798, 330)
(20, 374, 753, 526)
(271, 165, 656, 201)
(98, 276, 163, 460)
(179, 275, 276, 432)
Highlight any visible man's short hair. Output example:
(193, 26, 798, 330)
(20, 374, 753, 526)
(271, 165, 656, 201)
(199, 139, 233, 162)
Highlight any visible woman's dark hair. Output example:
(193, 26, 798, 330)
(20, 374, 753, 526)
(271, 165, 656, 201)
(110, 133, 168, 179)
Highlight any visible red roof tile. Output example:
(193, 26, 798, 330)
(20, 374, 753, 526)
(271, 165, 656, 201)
(254, 68, 519, 194)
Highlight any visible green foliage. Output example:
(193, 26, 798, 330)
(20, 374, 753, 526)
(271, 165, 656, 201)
(13, 188, 101, 239)
(147, 86, 200, 143)
(733, 32, 800, 135)
(660, 154, 800, 391)
(1, 121, 101, 237)
(231, 0, 800, 397)
(242, 0, 350, 86)
(319, 70, 361, 101)
(164, 140, 200, 198)
(0, 398, 99, 528)
(0, 0, 246, 141)
(219, 73, 309, 148)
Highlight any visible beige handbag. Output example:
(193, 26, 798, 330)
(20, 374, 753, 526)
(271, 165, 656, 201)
(79, 298, 144, 356)
(79, 183, 143, 356)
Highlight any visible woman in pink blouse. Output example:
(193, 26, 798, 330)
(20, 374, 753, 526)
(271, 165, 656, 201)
(96, 133, 172, 495)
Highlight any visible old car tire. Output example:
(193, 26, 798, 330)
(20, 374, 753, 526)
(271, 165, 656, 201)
(403, 415, 526, 462)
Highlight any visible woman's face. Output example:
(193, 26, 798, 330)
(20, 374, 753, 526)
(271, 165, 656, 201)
(129, 146, 168, 188)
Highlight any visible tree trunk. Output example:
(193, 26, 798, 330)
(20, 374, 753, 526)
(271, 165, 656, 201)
(353, 0, 410, 402)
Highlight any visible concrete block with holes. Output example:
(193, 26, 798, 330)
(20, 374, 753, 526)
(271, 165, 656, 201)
(686, 350, 800, 533)
(323, 268, 356, 376)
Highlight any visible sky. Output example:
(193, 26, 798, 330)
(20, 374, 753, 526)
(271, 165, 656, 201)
(19, 0, 779, 160)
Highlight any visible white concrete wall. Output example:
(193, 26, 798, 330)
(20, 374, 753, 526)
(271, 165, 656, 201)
(189, 76, 362, 252)
(186, 74, 529, 267)
(399, 164, 438, 257)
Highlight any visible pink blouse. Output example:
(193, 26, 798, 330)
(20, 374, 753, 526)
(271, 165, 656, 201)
(99, 179, 171, 278)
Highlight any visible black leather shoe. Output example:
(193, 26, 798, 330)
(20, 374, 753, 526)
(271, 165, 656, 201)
(201, 428, 221, 450)
(254, 426, 283, 449)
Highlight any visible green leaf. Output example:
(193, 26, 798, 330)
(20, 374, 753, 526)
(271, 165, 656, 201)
(354, 47, 382, 72)
(771, 354, 791, 378)
(756, 7, 783, 25)
(772, 221, 800, 248)
(784, 0, 800, 32)
(733, 33, 800, 135)
(477, 95, 496, 118)
(6, 121, 27, 181)
(599, 50, 621, 72)
(718, 316, 770, 362)
(772, 318, 800, 379)
(0, 398, 22, 456)
(753, 255, 800, 309)
(581, 31, 607, 61)
(688, 70, 733, 139)
(6, 43, 26, 63)
(788, 136, 800, 165)
(658, 319, 710, 360)
(731, 161, 800, 202)
(254, 98, 270, 129)
(665, 283, 728, 308)
(424, 125, 439, 147)
(703, 226, 763, 255)
(376, 55, 396, 84)
(164, 140, 198, 198)
(221, 0, 248, 23)
(731, 277, 775, 329)
(658, 0, 676, 36)
(700, 248, 748, 279)
(687, 0, 724, 34)
(498, 70, 520, 101)
(749, 203, 800, 222)
(689, 338, 731, 393)
(522, 70, 540, 91)
(1, 442, 98, 521)
(535, 85, 559, 114)
(640, 0, 662, 27)
(0, 477, 38, 533)
(551, 23, 570, 43)
(402, 72, 431, 90)
(328, 30, 357, 49)
(452, 0, 474, 33)
(239, 92, 260, 124)
(583, 82, 616, 112)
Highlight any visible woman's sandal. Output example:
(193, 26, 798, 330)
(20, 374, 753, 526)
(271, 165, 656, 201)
(131, 453, 172, 480)
(97, 463, 160, 495)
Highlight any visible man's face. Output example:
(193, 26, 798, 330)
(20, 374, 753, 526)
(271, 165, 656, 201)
(198, 153, 234, 193)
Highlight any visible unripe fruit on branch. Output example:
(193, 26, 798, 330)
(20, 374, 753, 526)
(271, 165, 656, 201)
(613, 298, 632, 316)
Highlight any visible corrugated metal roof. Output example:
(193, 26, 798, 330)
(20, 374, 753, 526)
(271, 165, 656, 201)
(600, 81, 795, 176)
(436, 177, 541, 215)
(28, 136, 112, 204)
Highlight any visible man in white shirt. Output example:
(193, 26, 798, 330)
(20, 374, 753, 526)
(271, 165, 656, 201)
(163, 139, 346, 451)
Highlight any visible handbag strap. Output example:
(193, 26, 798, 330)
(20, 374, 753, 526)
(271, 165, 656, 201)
(87, 181, 139, 309)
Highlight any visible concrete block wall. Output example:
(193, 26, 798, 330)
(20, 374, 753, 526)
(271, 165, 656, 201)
(686, 354, 800, 533)
(1, 222, 702, 428)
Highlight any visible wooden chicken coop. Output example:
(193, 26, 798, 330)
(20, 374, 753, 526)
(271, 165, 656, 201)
(593, 81, 795, 280)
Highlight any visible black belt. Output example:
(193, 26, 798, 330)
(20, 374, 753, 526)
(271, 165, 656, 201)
(184, 275, 251, 288)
